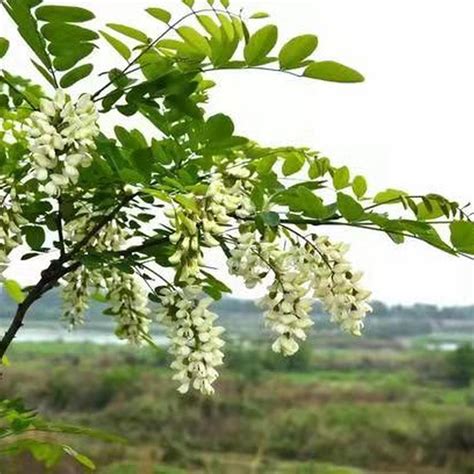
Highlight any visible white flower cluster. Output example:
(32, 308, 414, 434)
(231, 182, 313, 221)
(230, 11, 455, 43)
(65, 212, 126, 253)
(167, 207, 202, 283)
(107, 271, 151, 345)
(167, 167, 254, 283)
(62, 267, 90, 327)
(227, 231, 271, 288)
(157, 286, 225, 395)
(25, 90, 99, 196)
(228, 231, 372, 355)
(161, 164, 255, 393)
(0, 187, 26, 280)
(62, 211, 151, 343)
(228, 233, 314, 356)
(309, 236, 372, 336)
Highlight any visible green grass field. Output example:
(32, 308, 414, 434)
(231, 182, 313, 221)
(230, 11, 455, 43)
(1, 341, 473, 473)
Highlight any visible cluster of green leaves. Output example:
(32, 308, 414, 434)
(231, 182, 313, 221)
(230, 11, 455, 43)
(0, 398, 123, 470)
(0, 0, 472, 304)
(3, 0, 97, 87)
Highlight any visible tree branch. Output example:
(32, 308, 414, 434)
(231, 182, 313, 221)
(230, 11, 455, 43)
(0, 193, 139, 358)
(0, 261, 80, 359)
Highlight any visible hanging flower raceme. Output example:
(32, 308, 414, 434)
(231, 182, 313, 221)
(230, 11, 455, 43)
(258, 245, 315, 357)
(160, 163, 255, 394)
(62, 210, 129, 326)
(62, 267, 91, 328)
(157, 285, 225, 395)
(227, 230, 372, 355)
(25, 90, 99, 196)
(308, 236, 372, 336)
(0, 186, 27, 280)
(106, 271, 152, 345)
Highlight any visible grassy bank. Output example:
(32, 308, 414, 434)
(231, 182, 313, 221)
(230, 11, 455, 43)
(1, 342, 473, 473)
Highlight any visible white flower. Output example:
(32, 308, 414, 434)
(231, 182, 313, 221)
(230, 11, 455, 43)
(106, 271, 151, 345)
(0, 186, 25, 280)
(62, 267, 90, 327)
(25, 91, 99, 196)
(157, 287, 225, 395)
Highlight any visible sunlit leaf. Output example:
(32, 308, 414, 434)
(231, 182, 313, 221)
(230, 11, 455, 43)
(107, 24, 149, 43)
(304, 61, 364, 83)
(279, 34, 318, 69)
(146, 7, 171, 24)
(177, 26, 211, 57)
(4, 279, 26, 304)
(250, 12, 270, 19)
(337, 192, 364, 221)
(333, 166, 350, 190)
(374, 188, 407, 204)
(352, 175, 367, 198)
(450, 221, 474, 254)
(100, 31, 131, 60)
(244, 25, 278, 66)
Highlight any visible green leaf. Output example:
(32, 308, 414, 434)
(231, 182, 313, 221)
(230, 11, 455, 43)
(282, 152, 305, 176)
(244, 25, 278, 66)
(197, 15, 222, 40)
(0, 38, 10, 58)
(250, 12, 270, 19)
(62, 445, 95, 470)
(107, 24, 149, 43)
(333, 166, 350, 190)
(52, 43, 95, 71)
(337, 192, 364, 221)
(304, 61, 364, 83)
(279, 35, 318, 69)
(374, 188, 407, 204)
(100, 31, 131, 60)
(174, 195, 200, 213)
(59, 63, 93, 88)
(35, 6, 95, 23)
(177, 26, 211, 57)
(275, 187, 329, 219)
(41, 23, 99, 43)
(417, 199, 444, 220)
(352, 175, 367, 198)
(32, 60, 56, 87)
(260, 211, 280, 227)
(146, 7, 171, 24)
(450, 221, 474, 254)
(206, 113, 234, 141)
(4, 0, 53, 69)
(182, 0, 195, 7)
(4, 279, 26, 304)
(24, 226, 46, 250)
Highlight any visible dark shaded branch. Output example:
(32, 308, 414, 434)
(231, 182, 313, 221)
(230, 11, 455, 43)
(0, 261, 80, 359)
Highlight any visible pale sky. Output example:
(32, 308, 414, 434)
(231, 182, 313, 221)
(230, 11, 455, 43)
(1, 0, 473, 305)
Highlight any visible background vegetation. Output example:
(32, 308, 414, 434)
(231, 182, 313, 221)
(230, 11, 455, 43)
(0, 327, 473, 473)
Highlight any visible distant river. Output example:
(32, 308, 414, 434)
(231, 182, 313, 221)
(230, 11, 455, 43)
(2, 321, 168, 345)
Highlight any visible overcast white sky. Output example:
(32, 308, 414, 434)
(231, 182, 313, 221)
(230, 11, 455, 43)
(1, 0, 473, 305)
